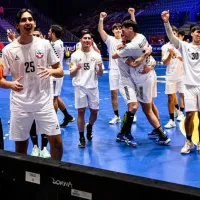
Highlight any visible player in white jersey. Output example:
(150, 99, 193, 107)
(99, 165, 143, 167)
(48, 24, 75, 128)
(98, 8, 137, 125)
(29, 27, 51, 158)
(112, 19, 171, 146)
(173, 29, 186, 119)
(161, 26, 185, 129)
(69, 29, 103, 148)
(0, 8, 63, 160)
(76, 34, 100, 53)
(162, 10, 200, 153)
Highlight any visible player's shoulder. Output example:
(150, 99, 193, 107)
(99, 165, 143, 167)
(54, 39, 63, 46)
(34, 37, 50, 47)
(91, 49, 101, 57)
(3, 40, 18, 52)
(71, 49, 82, 57)
(161, 43, 168, 50)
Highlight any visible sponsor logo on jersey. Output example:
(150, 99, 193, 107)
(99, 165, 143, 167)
(15, 55, 20, 60)
(35, 50, 44, 59)
(56, 124, 59, 129)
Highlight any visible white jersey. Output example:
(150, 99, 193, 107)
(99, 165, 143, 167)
(2, 37, 60, 112)
(130, 55, 156, 84)
(117, 33, 151, 83)
(179, 41, 200, 86)
(51, 39, 64, 68)
(162, 42, 184, 81)
(70, 49, 103, 89)
(105, 35, 121, 70)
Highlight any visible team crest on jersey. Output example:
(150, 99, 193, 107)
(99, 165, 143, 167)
(91, 58, 95, 62)
(35, 50, 44, 59)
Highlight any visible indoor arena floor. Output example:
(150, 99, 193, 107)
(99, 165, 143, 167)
(1, 61, 200, 189)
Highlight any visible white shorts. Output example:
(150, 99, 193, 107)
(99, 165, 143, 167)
(184, 85, 200, 112)
(152, 70, 157, 98)
(75, 86, 99, 109)
(135, 72, 156, 103)
(120, 77, 137, 105)
(109, 69, 121, 90)
(52, 77, 63, 96)
(165, 79, 184, 94)
(10, 106, 61, 141)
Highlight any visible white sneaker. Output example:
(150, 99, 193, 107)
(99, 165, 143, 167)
(174, 108, 179, 118)
(197, 142, 200, 153)
(181, 140, 194, 154)
(31, 145, 41, 157)
(109, 115, 121, 124)
(164, 119, 176, 128)
(177, 111, 184, 121)
(133, 115, 137, 123)
(40, 147, 51, 158)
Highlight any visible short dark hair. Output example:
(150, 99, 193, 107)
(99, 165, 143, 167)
(50, 24, 63, 39)
(16, 8, 35, 33)
(80, 29, 93, 39)
(34, 27, 41, 32)
(122, 20, 138, 32)
(177, 29, 185, 37)
(112, 23, 122, 30)
(191, 26, 200, 33)
(16, 8, 35, 24)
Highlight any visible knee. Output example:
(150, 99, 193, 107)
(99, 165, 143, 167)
(91, 110, 98, 116)
(78, 108, 85, 116)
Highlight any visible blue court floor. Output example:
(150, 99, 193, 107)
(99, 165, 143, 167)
(1, 61, 200, 189)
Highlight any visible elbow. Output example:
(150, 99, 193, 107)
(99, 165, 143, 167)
(59, 69, 64, 78)
(163, 60, 168, 66)
(112, 54, 118, 59)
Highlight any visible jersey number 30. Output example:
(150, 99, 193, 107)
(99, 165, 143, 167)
(25, 61, 35, 73)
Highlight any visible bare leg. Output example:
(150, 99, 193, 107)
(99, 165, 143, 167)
(47, 135, 63, 161)
(15, 139, 29, 154)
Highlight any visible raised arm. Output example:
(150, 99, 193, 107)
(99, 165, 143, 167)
(98, 12, 108, 42)
(128, 8, 136, 23)
(161, 10, 180, 49)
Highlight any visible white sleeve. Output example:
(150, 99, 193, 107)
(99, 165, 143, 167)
(164, 22, 181, 49)
(69, 53, 77, 70)
(46, 42, 60, 66)
(2, 48, 10, 76)
(161, 45, 169, 61)
(117, 44, 132, 57)
(105, 35, 111, 46)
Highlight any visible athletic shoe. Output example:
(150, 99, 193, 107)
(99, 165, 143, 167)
(86, 123, 93, 141)
(156, 136, 171, 145)
(78, 137, 86, 148)
(164, 119, 176, 129)
(40, 147, 51, 158)
(181, 140, 194, 154)
(124, 134, 137, 147)
(60, 115, 75, 128)
(177, 111, 184, 121)
(31, 145, 41, 157)
(148, 129, 159, 139)
(116, 133, 125, 142)
(109, 115, 121, 124)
